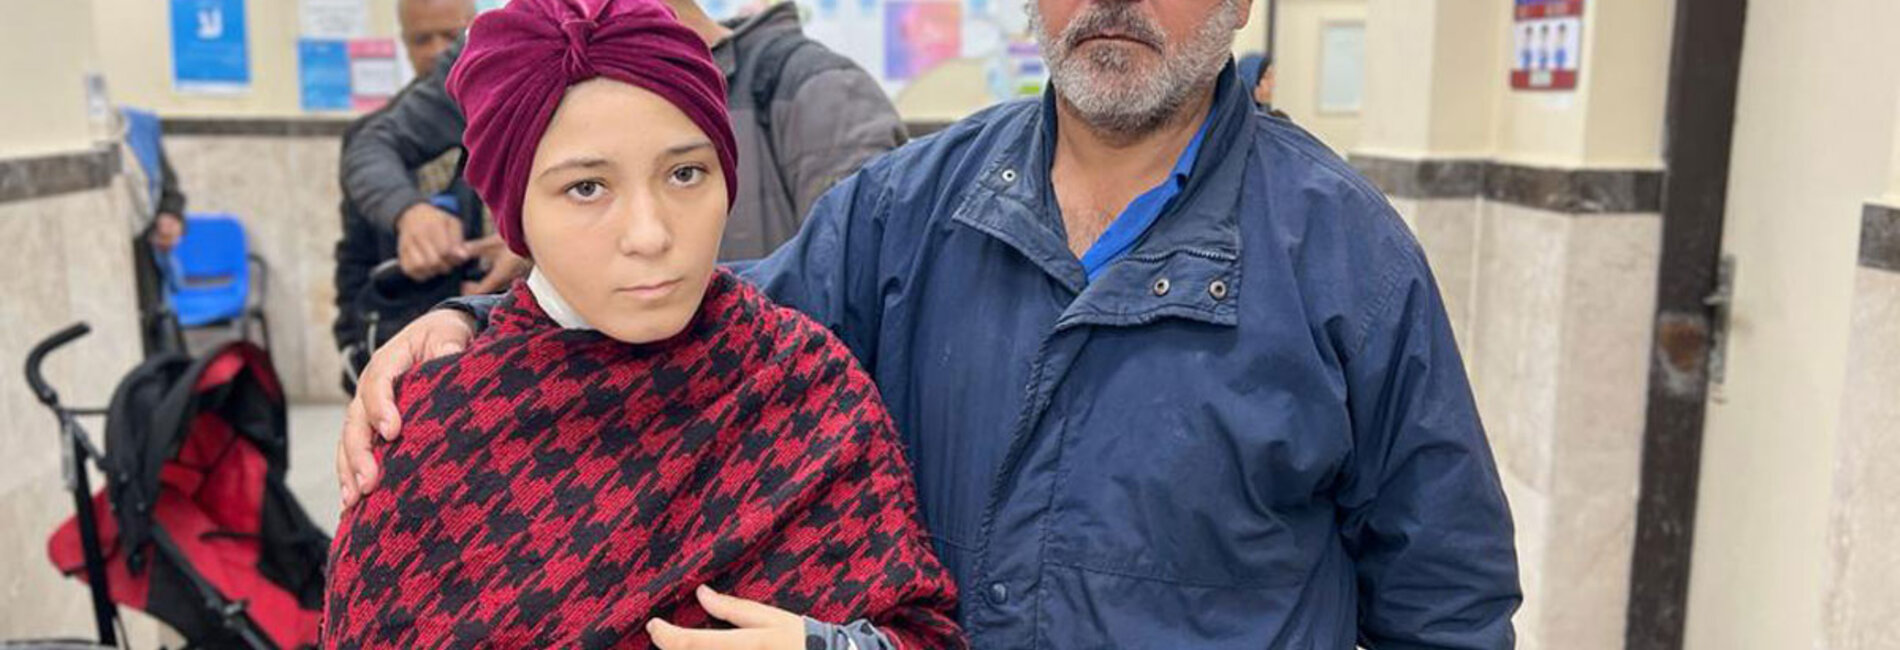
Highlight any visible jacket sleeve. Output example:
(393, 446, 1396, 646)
(156, 146, 187, 217)
(804, 618, 901, 650)
(768, 65, 905, 224)
(738, 157, 892, 369)
(438, 294, 505, 334)
(1337, 222, 1522, 649)
(340, 44, 467, 233)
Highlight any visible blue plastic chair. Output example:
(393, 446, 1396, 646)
(166, 214, 272, 349)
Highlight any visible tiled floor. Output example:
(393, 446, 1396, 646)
(287, 402, 347, 535)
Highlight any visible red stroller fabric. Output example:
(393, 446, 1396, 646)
(46, 343, 325, 649)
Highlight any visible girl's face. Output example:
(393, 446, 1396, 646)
(521, 79, 729, 344)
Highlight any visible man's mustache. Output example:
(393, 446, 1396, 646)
(1060, 5, 1166, 51)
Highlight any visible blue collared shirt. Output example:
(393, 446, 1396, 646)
(1076, 107, 1214, 281)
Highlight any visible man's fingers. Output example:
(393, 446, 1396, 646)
(417, 238, 451, 277)
(399, 241, 446, 281)
(465, 235, 505, 257)
(335, 437, 356, 508)
(432, 216, 469, 261)
(397, 241, 420, 277)
(695, 586, 798, 630)
(418, 312, 473, 359)
(346, 311, 475, 500)
(465, 265, 511, 296)
(647, 619, 775, 650)
(427, 330, 468, 358)
(359, 339, 418, 445)
(339, 398, 376, 506)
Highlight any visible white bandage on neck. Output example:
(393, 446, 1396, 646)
(526, 268, 594, 331)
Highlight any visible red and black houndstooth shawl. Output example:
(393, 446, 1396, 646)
(322, 270, 961, 648)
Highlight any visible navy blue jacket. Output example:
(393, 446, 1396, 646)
(742, 67, 1519, 649)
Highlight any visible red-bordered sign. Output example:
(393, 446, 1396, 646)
(1511, 0, 1583, 91)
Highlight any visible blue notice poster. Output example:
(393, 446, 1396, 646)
(171, 0, 250, 93)
(298, 39, 351, 111)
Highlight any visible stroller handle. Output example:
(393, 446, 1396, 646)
(26, 322, 90, 407)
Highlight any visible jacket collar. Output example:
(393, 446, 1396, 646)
(955, 61, 1253, 329)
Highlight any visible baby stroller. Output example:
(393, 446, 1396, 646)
(28, 323, 328, 649)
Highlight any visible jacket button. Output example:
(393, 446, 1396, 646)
(1209, 279, 1229, 300)
(989, 582, 1010, 604)
(1152, 277, 1171, 296)
(1000, 168, 1018, 183)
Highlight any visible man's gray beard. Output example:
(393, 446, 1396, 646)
(1032, 1, 1239, 138)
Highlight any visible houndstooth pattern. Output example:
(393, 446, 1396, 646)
(323, 271, 961, 649)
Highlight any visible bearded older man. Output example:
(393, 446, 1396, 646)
(335, 0, 1522, 647)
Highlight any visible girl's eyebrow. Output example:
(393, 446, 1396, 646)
(537, 156, 611, 180)
(662, 140, 715, 157)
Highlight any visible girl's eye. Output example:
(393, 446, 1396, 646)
(565, 180, 605, 201)
(669, 165, 708, 187)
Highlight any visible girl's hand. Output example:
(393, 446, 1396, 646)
(648, 585, 808, 650)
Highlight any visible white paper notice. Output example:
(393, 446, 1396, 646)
(350, 55, 400, 97)
(349, 38, 401, 111)
(302, 0, 367, 39)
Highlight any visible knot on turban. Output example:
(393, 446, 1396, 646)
(559, 19, 598, 76)
(447, 0, 736, 257)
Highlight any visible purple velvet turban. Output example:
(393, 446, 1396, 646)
(446, 0, 736, 257)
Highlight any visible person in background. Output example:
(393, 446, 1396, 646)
(1237, 51, 1286, 118)
(118, 106, 189, 357)
(340, 0, 1523, 645)
(399, 0, 473, 79)
(338, 0, 905, 271)
(333, 0, 514, 392)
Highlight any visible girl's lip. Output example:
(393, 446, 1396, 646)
(616, 278, 682, 298)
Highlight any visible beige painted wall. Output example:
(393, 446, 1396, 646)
(90, 0, 403, 117)
(1272, 0, 1366, 153)
(1493, 0, 1669, 168)
(1359, 0, 1503, 159)
(1573, 0, 1669, 167)
(1889, 90, 1900, 201)
(1357, 0, 1434, 157)
(1234, 0, 1271, 57)
(1684, 0, 1900, 648)
(1425, 0, 1503, 157)
(1359, 0, 1665, 168)
(0, 0, 103, 157)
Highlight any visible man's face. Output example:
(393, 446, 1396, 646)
(1031, 0, 1250, 136)
(401, 0, 476, 78)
